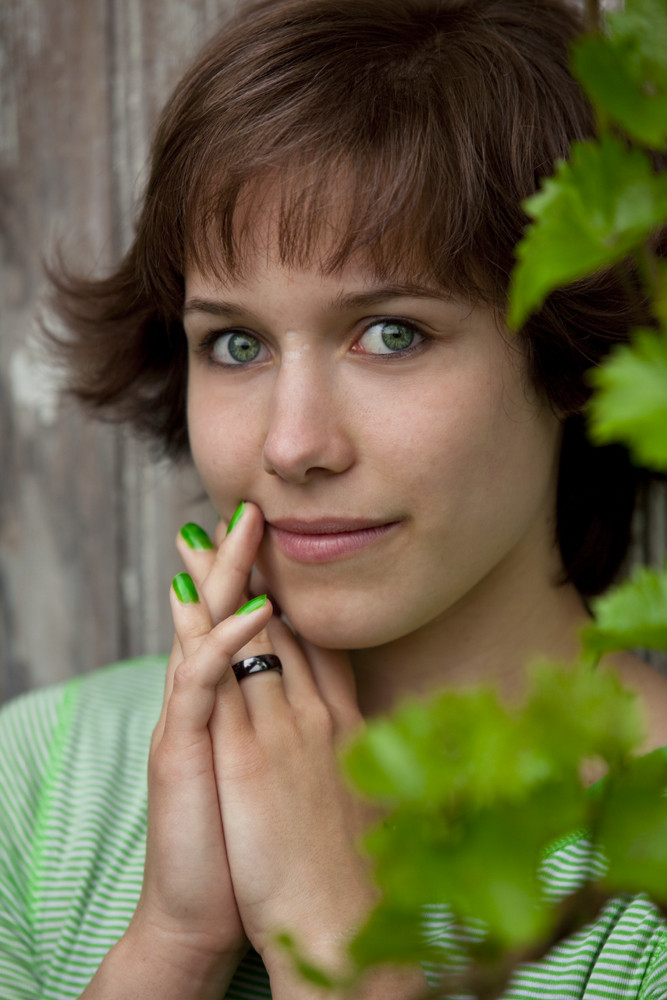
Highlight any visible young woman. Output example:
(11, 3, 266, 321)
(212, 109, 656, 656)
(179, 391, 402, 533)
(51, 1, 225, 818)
(1, 0, 666, 997)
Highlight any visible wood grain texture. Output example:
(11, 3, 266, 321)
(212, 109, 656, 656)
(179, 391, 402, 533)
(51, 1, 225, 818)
(0, 0, 230, 702)
(1, 0, 665, 703)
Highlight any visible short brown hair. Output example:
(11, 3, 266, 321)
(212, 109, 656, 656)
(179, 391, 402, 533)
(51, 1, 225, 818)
(47, 0, 658, 596)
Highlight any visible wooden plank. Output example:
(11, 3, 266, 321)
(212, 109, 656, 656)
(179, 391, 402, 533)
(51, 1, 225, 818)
(1, 0, 122, 701)
(0, 0, 229, 702)
(106, 0, 233, 665)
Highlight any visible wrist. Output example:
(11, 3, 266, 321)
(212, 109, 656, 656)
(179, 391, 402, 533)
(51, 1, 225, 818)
(89, 923, 247, 1000)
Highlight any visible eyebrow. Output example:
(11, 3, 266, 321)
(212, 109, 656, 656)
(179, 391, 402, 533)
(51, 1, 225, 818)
(183, 298, 240, 318)
(333, 284, 453, 310)
(183, 283, 452, 319)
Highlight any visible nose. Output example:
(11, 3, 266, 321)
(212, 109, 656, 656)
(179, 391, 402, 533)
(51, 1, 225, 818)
(261, 357, 355, 483)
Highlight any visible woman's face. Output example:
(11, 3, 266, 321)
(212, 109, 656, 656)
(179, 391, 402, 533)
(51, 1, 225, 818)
(184, 253, 562, 651)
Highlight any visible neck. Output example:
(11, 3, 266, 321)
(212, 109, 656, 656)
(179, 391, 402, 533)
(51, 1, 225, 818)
(350, 541, 590, 717)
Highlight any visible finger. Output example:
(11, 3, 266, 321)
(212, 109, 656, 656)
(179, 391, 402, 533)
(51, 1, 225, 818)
(165, 593, 273, 743)
(151, 633, 183, 748)
(175, 522, 217, 587)
(247, 564, 283, 618)
(218, 615, 287, 725)
(170, 572, 216, 659)
(201, 502, 265, 624)
(213, 516, 229, 548)
(263, 615, 320, 702)
(299, 638, 363, 732)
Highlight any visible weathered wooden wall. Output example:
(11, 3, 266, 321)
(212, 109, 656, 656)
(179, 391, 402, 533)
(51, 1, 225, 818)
(1, 0, 232, 703)
(1, 0, 665, 705)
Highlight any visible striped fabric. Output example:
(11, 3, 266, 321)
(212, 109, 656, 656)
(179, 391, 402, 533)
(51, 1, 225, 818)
(1, 658, 666, 999)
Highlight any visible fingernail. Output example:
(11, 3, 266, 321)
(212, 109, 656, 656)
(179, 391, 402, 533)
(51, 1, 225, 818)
(235, 594, 267, 615)
(226, 501, 246, 535)
(172, 572, 200, 603)
(180, 522, 214, 550)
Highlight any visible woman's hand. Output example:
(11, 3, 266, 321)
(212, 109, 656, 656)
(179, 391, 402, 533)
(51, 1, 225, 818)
(179, 503, 383, 995)
(115, 508, 273, 996)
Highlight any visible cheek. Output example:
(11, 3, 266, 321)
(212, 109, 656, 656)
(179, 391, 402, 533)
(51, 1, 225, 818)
(404, 370, 561, 528)
(187, 383, 260, 507)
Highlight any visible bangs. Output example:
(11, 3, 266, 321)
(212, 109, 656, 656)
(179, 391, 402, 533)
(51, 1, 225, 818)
(138, 0, 590, 317)
(143, 0, 537, 311)
(184, 141, 491, 297)
(178, 115, 494, 307)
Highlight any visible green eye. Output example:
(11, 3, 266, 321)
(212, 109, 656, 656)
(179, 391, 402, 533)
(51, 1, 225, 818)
(212, 331, 263, 365)
(380, 323, 415, 351)
(358, 320, 422, 356)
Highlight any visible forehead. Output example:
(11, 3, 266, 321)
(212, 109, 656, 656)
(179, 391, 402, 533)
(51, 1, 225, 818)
(185, 166, 465, 299)
(185, 198, 463, 313)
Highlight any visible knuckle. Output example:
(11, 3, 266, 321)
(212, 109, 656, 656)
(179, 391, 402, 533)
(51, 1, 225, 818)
(301, 697, 335, 741)
(172, 658, 199, 689)
(177, 614, 209, 643)
(201, 627, 235, 667)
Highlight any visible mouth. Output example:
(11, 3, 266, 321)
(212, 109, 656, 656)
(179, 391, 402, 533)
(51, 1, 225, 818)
(266, 517, 402, 563)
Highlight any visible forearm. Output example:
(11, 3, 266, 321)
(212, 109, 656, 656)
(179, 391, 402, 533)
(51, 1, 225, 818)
(80, 929, 245, 1000)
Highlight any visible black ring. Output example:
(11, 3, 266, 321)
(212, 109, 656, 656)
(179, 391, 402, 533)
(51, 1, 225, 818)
(232, 654, 283, 682)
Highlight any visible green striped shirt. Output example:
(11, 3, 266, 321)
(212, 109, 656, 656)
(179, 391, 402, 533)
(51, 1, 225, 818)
(1, 658, 665, 999)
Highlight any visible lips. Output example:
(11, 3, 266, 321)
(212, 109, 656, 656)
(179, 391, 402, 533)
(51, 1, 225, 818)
(266, 517, 401, 563)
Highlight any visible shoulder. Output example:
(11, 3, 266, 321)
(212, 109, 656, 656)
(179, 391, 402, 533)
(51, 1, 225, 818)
(0, 655, 167, 734)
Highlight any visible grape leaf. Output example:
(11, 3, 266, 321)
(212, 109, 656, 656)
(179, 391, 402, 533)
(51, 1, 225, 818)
(508, 136, 667, 329)
(582, 563, 667, 657)
(596, 749, 667, 898)
(343, 688, 537, 808)
(355, 786, 586, 956)
(524, 661, 643, 768)
(348, 902, 455, 968)
(587, 329, 667, 471)
(655, 260, 667, 328)
(609, 0, 667, 71)
(572, 0, 667, 148)
(342, 663, 646, 966)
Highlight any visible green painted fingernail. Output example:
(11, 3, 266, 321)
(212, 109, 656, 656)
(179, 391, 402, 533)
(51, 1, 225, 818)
(226, 501, 246, 535)
(180, 522, 214, 550)
(235, 594, 267, 615)
(172, 572, 199, 603)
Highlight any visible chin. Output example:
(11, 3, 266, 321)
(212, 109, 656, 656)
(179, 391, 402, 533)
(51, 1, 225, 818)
(278, 598, 412, 651)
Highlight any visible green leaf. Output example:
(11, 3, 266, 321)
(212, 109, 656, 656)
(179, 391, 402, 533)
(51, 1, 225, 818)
(582, 564, 667, 657)
(596, 749, 667, 899)
(609, 0, 667, 71)
(655, 260, 667, 328)
(343, 688, 531, 808)
(573, 0, 667, 148)
(524, 661, 643, 768)
(587, 329, 667, 471)
(348, 902, 457, 968)
(340, 662, 651, 979)
(508, 135, 667, 328)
